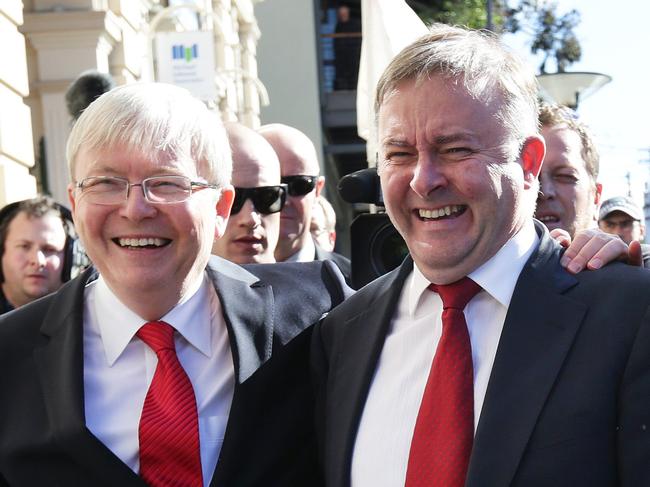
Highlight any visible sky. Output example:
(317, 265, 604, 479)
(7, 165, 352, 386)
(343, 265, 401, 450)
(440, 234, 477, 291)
(502, 0, 650, 206)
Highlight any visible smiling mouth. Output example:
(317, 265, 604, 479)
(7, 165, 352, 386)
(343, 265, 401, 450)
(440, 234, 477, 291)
(114, 237, 170, 249)
(418, 205, 467, 221)
(537, 215, 560, 224)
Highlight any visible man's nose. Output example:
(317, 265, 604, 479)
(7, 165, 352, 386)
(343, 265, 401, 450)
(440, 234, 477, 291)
(410, 154, 448, 198)
(119, 183, 157, 220)
(538, 176, 556, 199)
(30, 249, 46, 268)
(240, 199, 262, 227)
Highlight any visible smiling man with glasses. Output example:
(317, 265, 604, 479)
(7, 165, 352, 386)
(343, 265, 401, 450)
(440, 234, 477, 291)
(259, 123, 351, 283)
(212, 123, 286, 264)
(0, 83, 352, 486)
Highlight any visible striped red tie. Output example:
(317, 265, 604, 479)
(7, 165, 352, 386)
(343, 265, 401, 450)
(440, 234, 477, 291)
(137, 321, 203, 487)
(405, 277, 481, 487)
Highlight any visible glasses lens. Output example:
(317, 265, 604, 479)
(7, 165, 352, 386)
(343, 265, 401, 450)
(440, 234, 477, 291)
(145, 176, 192, 203)
(282, 175, 316, 196)
(79, 177, 127, 205)
(231, 189, 247, 215)
(232, 186, 287, 215)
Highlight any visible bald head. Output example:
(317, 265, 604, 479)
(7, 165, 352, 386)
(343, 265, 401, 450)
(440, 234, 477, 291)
(212, 123, 282, 264)
(258, 124, 321, 176)
(227, 122, 281, 186)
(258, 124, 325, 261)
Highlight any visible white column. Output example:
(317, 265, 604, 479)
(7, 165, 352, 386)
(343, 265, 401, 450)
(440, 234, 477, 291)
(21, 9, 121, 202)
(0, 2, 37, 205)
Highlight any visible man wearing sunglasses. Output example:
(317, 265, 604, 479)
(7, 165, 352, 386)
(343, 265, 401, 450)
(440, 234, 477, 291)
(212, 123, 285, 264)
(259, 124, 351, 283)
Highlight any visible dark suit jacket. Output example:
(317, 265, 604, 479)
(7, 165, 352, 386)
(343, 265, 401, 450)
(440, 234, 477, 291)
(0, 256, 351, 487)
(314, 243, 352, 288)
(312, 222, 650, 487)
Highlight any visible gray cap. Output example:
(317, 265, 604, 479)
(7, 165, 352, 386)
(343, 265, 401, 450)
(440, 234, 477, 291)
(598, 196, 644, 221)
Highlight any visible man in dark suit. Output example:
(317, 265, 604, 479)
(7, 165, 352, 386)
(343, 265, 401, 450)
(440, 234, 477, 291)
(312, 24, 650, 487)
(0, 83, 350, 486)
(258, 124, 352, 284)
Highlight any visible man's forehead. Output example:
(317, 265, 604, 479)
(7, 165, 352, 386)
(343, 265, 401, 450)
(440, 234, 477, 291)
(232, 155, 280, 187)
(7, 212, 66, 239)
(77, 145, 197, 175)
(604, 210, 636, 221)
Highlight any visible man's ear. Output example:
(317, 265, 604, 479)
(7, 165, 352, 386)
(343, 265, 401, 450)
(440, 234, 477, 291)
(520, 136, 545, 189)
(215, 186, 234, 239)
(67, 183, 77, 215)
(315, 176, 325, 197)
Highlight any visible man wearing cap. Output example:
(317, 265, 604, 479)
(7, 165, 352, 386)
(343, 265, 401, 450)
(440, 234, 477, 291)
(599, 195, 650, 267)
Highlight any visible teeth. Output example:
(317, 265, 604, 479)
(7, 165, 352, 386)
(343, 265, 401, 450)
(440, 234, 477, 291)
(538, 216, 557, 223)
(419, 205, 462, 219)
(118, 237, 165, 247)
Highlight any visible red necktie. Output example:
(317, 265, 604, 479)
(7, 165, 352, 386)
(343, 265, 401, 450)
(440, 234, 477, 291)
(405, 277, 482, 487)
(137, 321, 203, 487)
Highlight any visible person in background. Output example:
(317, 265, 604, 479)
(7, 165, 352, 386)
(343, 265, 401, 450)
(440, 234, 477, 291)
(598, 195, 650, 267)
(311, 195, 337, 252)
(334, 3, 362, 90)
(535, 103, 602, 238)
(313, 24, 650, 487)
(65, 69, 116, 122)
(212, 122, 285, 264)
(258, 123, 351, 283)
(0, 196, 70, 314)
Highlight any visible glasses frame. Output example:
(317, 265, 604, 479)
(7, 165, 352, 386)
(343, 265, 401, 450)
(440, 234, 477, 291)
(231, 184, 288, 215)
(74, 175, 217, 205)
(281, 175, 319, 197)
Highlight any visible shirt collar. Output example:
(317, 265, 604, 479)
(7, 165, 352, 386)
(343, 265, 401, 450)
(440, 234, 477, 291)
(94, 273, 213, 366)
(284, 236, 316, 263)
(408, 219, 538, 316)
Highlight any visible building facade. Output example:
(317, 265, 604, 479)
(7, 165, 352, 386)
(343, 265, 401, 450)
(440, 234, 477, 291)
(0, 0, 266, 206)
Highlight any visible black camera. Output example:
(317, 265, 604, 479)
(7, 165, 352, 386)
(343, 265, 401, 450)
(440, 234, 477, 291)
(338, 168, 408, 289)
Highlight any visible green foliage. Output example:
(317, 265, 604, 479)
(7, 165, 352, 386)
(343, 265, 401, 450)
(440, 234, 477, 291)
(504, 0, 582, 73)
(406, 0, 583, 74)
(407, 0, 505, 30)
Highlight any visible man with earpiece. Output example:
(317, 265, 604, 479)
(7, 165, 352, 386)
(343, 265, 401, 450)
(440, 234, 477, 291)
(0, 195, 74, 314)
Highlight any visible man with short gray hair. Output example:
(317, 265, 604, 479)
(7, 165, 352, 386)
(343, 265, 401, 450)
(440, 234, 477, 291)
(313, 23, 650, 487)
(0, 83, 350, 486)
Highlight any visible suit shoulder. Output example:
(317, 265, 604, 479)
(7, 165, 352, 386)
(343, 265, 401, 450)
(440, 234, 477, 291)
(568, 261, 650, 310)
(243, 261, 353, 340)
(0, 294, 54, 352)
(322, 265, 399, 325)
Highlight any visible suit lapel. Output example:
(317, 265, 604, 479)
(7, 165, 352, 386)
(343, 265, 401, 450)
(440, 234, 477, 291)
(34, 269, 145, 486)
(327, 258, 413, 487)
(466, 227, 587, 487)
(206, 260, 274, 385)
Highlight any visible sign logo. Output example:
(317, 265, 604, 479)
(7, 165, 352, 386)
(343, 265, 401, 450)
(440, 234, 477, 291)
(155, 31, 216, 101)
(172, 44, 198, 63)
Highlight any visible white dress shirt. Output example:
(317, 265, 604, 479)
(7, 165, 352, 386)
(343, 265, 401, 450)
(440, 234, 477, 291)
(83, 273, 235, 486)
(351, 221, 539, 487)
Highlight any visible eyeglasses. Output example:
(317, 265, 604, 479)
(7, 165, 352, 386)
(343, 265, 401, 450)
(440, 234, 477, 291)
(231, 185, 287, 215)
(74, 176, 217, 205)
(281, 175, 318, 197)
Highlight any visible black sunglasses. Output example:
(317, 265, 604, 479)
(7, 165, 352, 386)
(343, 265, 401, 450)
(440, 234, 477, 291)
(281, 175, 318, 197)
(231, 185, 287, 215)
